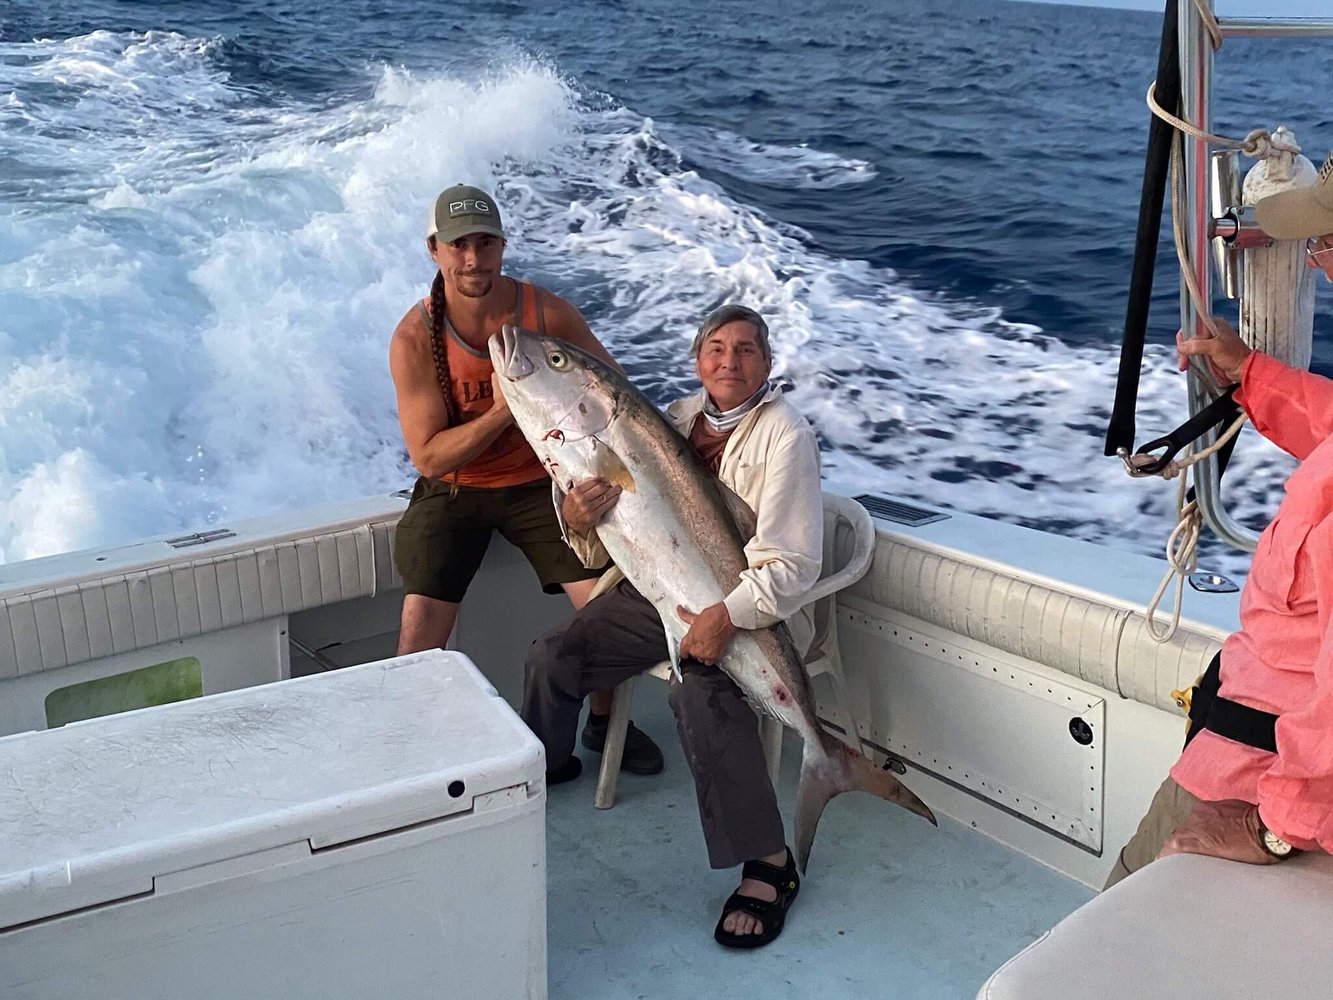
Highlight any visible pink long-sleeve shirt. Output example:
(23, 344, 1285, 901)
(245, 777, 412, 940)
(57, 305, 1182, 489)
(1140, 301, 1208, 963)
(1171, 351, 1333, 852)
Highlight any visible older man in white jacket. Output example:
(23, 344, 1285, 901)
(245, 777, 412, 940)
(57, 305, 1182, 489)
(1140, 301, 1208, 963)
(520, 304, 824, 949)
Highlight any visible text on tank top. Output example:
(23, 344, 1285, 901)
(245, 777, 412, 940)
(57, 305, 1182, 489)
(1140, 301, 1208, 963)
(419, 279, 549, 488)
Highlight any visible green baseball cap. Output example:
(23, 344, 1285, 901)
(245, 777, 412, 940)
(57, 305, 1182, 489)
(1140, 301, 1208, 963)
(426, 184, 505, 243)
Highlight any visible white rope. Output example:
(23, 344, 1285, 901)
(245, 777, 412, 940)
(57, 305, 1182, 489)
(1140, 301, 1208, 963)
(1142, 412, 1247, 643)
(1191, 0, 1224, 52)
(1146, 84, 1299, 162)
(1132, 124, 1250, 643)
(1128, 48, 1286, 642)
(1168, 133, 1223, 343)
(1140, 0, 1231, 649)
(1143, 475, 1200, 643)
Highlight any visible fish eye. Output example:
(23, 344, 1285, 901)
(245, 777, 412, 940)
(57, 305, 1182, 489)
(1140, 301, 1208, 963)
(547, 350, 569, 370)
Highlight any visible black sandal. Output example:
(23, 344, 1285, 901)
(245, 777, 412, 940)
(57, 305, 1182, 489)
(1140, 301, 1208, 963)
(713, 848, 800, 949)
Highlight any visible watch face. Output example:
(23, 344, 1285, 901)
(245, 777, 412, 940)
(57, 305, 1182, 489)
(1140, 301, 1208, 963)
(1262, 828, 1294, 857)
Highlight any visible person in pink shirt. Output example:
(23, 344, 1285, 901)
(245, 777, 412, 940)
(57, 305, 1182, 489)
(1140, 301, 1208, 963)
(1105, 152, 1333, 888)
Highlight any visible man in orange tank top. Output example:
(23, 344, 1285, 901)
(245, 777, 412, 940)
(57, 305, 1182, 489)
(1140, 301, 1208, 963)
(389, 184, 663, 777)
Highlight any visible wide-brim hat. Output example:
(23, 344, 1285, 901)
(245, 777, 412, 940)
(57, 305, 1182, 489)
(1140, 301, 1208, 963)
(426, 184, 505, 243)
(1255, 152, 1333, 241)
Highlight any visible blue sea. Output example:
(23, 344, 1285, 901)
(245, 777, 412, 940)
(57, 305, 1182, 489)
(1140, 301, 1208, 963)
(1, 0, 1329, 575)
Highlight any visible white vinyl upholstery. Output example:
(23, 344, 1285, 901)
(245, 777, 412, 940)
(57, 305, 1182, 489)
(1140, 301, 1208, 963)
(0, 489, 1227, 719)
(846, 533, 1227, 714)
(978, 852, 1333, 999)
(0, 511, 402, 679)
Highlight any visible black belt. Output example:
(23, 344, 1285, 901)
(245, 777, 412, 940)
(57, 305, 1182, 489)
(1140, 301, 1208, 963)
(1185, 652, 1278, 754)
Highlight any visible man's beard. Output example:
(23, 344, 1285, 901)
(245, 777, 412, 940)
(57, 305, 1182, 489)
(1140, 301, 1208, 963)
(454, 273, 493, 298)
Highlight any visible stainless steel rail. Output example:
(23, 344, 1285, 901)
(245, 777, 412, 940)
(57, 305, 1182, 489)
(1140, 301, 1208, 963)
(1174, 3, 1333, 551)
(1179, 1, 1260, 551)
(1219, 18, 1333, 40)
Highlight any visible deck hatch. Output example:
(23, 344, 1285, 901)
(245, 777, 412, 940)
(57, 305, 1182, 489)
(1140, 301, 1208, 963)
(853, 495, 949, 527)
(837, 605, 1105, 853)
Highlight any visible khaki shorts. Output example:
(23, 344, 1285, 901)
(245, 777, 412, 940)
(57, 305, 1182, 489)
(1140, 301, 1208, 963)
(1103, 776, 1200, 890)
(393, 477, 605, 603)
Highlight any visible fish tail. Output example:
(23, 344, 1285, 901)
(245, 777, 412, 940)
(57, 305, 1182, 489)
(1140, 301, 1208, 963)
(793, 732, 936, 874)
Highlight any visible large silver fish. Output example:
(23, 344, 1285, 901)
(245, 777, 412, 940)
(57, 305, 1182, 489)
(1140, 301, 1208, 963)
(490, 325, 935, 871)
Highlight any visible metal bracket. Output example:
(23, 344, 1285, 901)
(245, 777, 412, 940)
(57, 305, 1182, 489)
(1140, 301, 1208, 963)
(165, 528, 236, 549)
(1189, 571, 1239, 594)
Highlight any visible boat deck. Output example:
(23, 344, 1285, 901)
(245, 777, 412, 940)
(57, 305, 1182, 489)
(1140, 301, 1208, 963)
(545, 692, 1094, 1000)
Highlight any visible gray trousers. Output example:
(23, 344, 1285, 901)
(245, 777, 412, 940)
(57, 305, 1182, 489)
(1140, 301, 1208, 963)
(521, 579, 786, 870)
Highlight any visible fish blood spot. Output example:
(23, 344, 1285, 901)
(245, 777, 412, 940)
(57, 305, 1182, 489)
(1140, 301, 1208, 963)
(542, 429, 565, 443)
(773, 686, 791, 704)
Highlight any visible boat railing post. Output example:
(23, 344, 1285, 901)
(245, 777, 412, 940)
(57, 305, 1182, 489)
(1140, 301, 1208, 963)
(1180, 0, 1261, 552)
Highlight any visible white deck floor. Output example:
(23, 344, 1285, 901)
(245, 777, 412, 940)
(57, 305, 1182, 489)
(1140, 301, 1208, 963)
(544, 691, 1094, 1000)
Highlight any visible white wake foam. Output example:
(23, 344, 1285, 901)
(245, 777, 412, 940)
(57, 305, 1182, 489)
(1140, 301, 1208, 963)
(657, 123, 876, 189)
(0, 33, 1288, 579)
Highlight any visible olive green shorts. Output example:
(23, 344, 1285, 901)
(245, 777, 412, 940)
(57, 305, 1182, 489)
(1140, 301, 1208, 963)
(393, 477, 605, 604)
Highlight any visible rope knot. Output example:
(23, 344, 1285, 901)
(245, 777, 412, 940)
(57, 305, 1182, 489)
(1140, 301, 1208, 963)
(1240, 129, 1273, 159)
(1240, 128, 1302, 161)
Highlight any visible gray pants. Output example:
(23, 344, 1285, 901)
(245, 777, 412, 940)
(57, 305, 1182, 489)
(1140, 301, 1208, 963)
(521, 579, 786, 870)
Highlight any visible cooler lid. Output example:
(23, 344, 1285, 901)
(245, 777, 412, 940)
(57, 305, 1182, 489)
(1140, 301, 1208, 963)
(0, 650, 542, 930)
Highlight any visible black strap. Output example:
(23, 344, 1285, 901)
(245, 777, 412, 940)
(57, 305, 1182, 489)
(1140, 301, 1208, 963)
(1184, 651, 1222, 746)
(1130, 386, 1242, 478)
(1185, 652, 1278, 753)
(740, 852, 797, 889)
(720, 892, 781, 922)
(1208, 696, 1278, 754)
(1104, 0, 1181, 458)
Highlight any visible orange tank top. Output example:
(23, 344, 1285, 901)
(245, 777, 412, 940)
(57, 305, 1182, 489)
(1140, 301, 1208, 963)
(420, 279, 549, 489)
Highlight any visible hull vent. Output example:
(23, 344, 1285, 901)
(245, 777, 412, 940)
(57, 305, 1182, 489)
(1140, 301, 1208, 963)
(853, 495, 949, 527)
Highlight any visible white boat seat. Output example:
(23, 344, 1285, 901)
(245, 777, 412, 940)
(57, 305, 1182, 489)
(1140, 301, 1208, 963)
(592, 492, 877, 809)
(977, 852, 1333, 1000)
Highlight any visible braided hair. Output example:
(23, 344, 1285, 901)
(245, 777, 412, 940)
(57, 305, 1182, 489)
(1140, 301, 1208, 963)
(427, 267, 460, 428)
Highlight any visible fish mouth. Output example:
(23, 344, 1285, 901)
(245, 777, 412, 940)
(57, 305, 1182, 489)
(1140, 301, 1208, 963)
(490, 324, 534, 381)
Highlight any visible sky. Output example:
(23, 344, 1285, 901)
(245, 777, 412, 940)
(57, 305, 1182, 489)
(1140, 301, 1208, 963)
(1018, 0, 1333, 13)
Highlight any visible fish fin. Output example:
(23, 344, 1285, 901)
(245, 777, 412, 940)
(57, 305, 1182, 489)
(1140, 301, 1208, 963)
(660, 615, 690, 682)
(718, 482, 757, 542)
(794, 733, 935, 875)
(665, 631, 683, 682)
(591, 438, 636, 493)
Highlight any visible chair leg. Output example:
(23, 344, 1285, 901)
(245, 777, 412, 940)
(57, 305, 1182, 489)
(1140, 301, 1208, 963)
(594, 678, 635, 810)
(759, 714, 783, 790)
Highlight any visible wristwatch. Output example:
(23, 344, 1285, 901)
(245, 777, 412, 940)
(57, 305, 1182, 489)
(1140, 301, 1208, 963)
(1257, 818, 1297, 860)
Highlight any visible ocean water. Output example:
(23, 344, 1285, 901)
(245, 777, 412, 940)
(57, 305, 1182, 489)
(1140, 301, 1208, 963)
(0, 0, 1329, 576)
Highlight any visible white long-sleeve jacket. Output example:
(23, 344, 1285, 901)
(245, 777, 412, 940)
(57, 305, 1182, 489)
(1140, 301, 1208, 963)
(557, 384, 824, 657)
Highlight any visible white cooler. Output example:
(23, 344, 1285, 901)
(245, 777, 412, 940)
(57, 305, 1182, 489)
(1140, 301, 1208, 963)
(0, 649, 547, 1000)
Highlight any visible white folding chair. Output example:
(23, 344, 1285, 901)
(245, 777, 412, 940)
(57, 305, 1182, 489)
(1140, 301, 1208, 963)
(593, 492, 877, 809)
